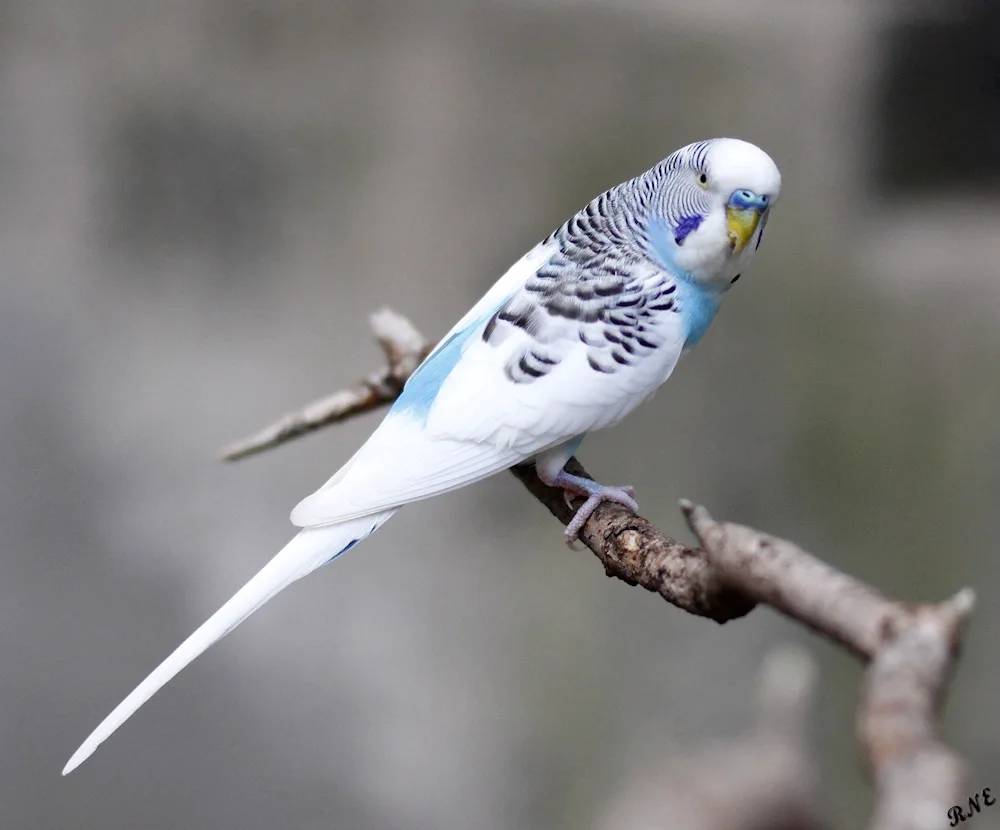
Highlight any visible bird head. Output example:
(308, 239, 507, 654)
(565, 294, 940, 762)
(648, 138, 781, 291)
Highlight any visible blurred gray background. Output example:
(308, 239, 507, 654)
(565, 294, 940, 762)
(3, 1, 999, 828)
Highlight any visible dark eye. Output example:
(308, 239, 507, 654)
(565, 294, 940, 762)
(698, 172, 709, 185)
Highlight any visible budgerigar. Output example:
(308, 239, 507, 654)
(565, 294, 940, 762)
(63, 137, 781, 774)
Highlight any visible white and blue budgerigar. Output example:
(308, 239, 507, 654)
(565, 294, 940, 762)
(63, 137, 781, 774)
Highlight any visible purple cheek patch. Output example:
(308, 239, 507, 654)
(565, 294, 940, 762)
(673, 214, 703, 245)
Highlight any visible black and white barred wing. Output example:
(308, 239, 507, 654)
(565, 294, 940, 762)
(291, 236, 685, 528)
(427, 244, 686, 450)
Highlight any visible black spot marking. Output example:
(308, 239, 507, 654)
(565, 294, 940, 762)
(731, 273, 741, 284)
(588, 355, 614, 373)
(547, 296, 601, 323)
(482, 315, 498, 342)
(611, 351, 629, 365)
(517, 355, 544, 378)
(593, 282, 621, 297)
(499, 306, 537, 331)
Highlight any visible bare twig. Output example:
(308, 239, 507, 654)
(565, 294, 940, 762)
(218, 309, 431, 461)
(219, 308, 975, 829)
(681, 503, 904, 659)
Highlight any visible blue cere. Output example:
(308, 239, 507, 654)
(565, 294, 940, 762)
(728, 189, 769, 211)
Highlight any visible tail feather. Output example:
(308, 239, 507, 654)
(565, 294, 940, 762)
(62, 511, 394, 775)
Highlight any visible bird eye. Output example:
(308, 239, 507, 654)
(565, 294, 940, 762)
(697, 172, 710, 188)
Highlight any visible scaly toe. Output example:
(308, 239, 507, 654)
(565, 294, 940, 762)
(562, 486, 639, 543)
(602, 485, 639, 513)
(563, 493, 602, 542)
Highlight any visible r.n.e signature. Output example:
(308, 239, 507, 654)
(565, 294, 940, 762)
(949, 788, 995, 825)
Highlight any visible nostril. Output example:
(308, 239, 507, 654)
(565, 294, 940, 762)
(729, 189, 768, 209)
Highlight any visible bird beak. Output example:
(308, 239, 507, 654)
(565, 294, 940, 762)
(726, 206, 763, 254)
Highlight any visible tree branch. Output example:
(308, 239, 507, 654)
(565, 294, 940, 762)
(218, 309, 431, 461)
(683, 504, 975, 830)
(859, 590, 973, 830)
(219, 308, 975, 829)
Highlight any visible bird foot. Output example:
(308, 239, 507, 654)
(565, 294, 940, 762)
(545, 471, 638, 545)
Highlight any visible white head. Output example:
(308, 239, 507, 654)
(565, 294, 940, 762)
(649, 138, 782, 290)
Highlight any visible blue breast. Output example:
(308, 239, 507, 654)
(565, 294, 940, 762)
(646, 218, 720, 348)
(674, 280, 719, 347)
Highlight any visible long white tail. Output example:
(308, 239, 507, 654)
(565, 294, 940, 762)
(62, 511, 394, 775)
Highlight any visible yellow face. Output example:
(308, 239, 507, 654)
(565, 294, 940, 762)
(725, 205, 763, 254)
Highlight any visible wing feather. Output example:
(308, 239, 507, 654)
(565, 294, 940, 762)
(290, 414, 531, 527)
(293, 193, 690, 528)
